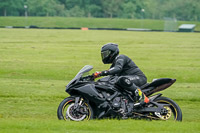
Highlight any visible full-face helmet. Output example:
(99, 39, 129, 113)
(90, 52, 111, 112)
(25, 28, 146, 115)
(101, 43, 119, 64)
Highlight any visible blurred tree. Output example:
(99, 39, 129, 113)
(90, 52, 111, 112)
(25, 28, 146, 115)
(144, 0, 200, 21)
(101, 0, 123, 18)
(85, 4, 102, 17)
(120, 1, 137, 18)
(0, 0, 200, 21)
(0, 0, 12, 16)
(165, 0, 200, 21)
(63, 0, 84, 17)
(66, 5, 84, 17)
(0, 0, 24, 16)
(193, 0, 200, 21)
(27, 0, 65, 16)
(64, 0, 81, 9)
(143, 0, 163, 19)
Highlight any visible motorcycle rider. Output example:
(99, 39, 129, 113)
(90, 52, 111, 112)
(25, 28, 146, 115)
(93, 43, 149, 107)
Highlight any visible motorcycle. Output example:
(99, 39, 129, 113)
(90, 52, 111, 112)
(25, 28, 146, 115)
(57, 65, 182, 121)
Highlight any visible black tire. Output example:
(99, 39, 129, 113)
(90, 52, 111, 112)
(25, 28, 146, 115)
(57, 96, 93, 121)
(154, 96, 182, 121)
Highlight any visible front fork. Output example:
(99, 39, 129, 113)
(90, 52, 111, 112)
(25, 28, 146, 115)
(74, 97, 88, 115)
(74, 97, 81, 109)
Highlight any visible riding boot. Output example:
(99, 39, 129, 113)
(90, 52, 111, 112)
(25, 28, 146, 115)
(134, 88, 149, 108)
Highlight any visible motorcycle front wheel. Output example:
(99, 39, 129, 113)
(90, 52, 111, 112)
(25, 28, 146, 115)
(154, 96, 182, 121)
(57, 97, 93, 121)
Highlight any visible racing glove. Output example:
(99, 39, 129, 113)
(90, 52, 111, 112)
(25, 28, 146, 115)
(100, 70, 109, 76)
(93, 71, 102, 78)
(93, 70, 109, 79)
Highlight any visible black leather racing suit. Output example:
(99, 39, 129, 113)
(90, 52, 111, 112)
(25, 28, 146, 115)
(106, 54, 147, 89)
(101, 54, 148, 103)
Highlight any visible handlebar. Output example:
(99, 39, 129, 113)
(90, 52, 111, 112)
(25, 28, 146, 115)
(81, 75, 94, 81)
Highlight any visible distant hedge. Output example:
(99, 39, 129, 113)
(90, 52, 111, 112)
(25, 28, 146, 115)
(0, 17, 199, 31)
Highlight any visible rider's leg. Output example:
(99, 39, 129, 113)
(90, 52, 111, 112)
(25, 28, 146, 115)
(128, 75, 149, 105)
(115, 76, 149, 105)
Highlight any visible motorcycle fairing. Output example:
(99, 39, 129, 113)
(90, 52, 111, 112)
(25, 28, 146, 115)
(141, 78, 176, 96)
(66, 65, 93, 91)
(73, 84, 105, 104)
(142, 78, 175, 89)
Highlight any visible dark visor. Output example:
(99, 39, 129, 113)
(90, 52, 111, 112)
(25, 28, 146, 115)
(101, 50, 111, 60)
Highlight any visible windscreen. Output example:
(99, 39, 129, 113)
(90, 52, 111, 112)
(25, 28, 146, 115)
(66, 65, 93, 89)
(74, 65, 93, 78)
(78, 65, 93, 75)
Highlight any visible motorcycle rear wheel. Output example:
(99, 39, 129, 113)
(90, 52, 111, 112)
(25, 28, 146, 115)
(57, 97, 93, 121)
(154, 96, 182, 121)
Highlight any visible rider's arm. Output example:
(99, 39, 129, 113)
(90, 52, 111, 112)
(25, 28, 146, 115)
(101, 56, 125, 76)
(108, 58, 124, 75)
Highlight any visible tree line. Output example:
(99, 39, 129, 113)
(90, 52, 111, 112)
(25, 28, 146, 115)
(0, 0, 200, 21)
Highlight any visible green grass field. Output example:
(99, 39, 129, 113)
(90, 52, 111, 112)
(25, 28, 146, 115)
(0, 28, 200, 132)
(0, 17, 200, 31)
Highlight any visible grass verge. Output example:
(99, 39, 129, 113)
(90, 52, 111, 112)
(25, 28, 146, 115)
(0, 29, 200, 132)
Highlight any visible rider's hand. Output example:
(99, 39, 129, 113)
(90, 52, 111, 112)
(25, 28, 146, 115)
(101, 70, 109, 76)
(93, 71, 102, 79)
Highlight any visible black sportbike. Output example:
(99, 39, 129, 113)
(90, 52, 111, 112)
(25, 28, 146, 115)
(57, 65, 182, 121)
